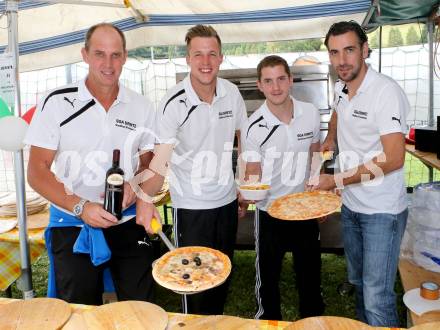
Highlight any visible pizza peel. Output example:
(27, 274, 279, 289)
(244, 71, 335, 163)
(168, 315, 259, 330)
(409, 322, 440, 330)
(151, 217, 175, 251)
(62, 301, 167, 330)
(283, 316, 373, 330)
(0, 297, 71, 330)
(152, 246, 232, 295)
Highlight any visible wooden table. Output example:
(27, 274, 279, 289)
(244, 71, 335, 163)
(405, 144, 440, 181)
(0, 298, 292, 329)
(399, 259, 440, 326)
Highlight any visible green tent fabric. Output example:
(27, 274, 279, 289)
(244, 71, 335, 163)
(368, 0, 438, 25)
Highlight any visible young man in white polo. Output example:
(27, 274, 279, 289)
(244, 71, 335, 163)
(310, 21, 410, 327)
(136, 24, 247, 315)
(242, 55, 324, 320)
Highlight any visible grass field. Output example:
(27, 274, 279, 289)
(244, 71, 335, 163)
(1, 156, 438, 326)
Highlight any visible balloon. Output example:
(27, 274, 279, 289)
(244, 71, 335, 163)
(0, 98, 12, 119)
(0, 116, 29, 151)
(22, 105, 36, 124)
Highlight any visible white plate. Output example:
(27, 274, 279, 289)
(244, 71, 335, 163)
(0, 220, 18, 233)
(403, 288, 440, 316)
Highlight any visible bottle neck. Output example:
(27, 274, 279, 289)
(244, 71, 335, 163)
(112, 149, 120, 168)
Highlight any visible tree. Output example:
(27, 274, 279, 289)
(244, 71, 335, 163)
(421, 24, 428, 44)
(369, 32, 378, 49)
(406, 26, 420, 45)
(388, 27, 404, 47)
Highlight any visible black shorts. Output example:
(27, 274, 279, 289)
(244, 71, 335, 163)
(172, 199, 238, 315)
(51, 218, 155, 305)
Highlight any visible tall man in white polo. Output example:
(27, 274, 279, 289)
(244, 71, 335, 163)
(242, 55, 324, 320)
(310, 21, 409, 327)
(136, 24, 247, 315)
(24, 23, 156, 305)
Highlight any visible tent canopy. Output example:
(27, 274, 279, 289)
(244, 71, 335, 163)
(364, 0, 438, 26)
(1, 0, 438, 72)
(0, 0, 370, 71)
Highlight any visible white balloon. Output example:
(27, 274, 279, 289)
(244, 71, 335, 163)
(0, 116, 29, 151)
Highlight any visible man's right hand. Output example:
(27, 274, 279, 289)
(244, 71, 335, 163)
(81, 202, 118, 228)
(136, 200, 162, 234)
(320, 138, 336, 154)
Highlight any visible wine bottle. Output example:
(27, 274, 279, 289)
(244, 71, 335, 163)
(104, 149, 124, 220)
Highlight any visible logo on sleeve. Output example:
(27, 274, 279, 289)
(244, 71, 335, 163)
(219, 110, 233, 119)
(297, 131, 313, 141)
(392, 116, 401, 125)
(352, 109, 368, 119)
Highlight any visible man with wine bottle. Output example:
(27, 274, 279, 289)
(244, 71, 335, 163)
(135, 24, 248, 315)
(24, 23, 157, 305)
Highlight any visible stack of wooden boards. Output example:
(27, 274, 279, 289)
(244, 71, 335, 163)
(0, 192, 47, 217)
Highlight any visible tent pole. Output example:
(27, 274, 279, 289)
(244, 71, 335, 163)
(6, 0, 34, 299)
(378, 26, 382, 73)
(428, 20, 434, 127)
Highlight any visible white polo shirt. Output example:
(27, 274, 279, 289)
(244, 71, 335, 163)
(242, 97, 320, 211)
(24, 78, 156, 211)
(334, 66, 409, 214)
(157, 76, 247, 209)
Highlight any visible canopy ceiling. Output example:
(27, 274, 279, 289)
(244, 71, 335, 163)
(0, 0, 370, 71)
(365, 0, 439, 26)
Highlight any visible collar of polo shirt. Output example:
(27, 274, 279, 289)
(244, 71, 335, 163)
(78, 77, 131, 105)
(183, 75, 226, 105)
(260, 96, 303, 126)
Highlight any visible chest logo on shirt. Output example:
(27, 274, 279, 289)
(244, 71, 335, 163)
(352, 109, 368, 120)
(297, 131, 313, 141)
(63, 97, 76, 108)
(258, 123, 269, 130)
(115, 118, 136, 131)
(219, 110, 233, 119)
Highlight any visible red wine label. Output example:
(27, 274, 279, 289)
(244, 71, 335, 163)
(107, 173, 124, 185)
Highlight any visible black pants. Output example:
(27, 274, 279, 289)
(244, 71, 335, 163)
(255, 209, 324, 320)
(173, 199, 238, 315)
(51, 219, 155, 305)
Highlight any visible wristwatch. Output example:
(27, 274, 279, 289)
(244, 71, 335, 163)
(73, 199, 88, 218)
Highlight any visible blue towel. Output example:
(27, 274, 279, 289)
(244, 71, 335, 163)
(45, 203, 136, 298)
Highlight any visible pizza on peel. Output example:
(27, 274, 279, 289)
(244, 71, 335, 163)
(152, 246, 231, 293)
(268, 190, 341, 221)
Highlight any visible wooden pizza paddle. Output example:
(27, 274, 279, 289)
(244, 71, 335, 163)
(0, 297, 71, 329)
(62, 300, 167, 330)
(409, 322, 440, 330)
(283, 316, 373, 330)
(168, 315, 259, 330)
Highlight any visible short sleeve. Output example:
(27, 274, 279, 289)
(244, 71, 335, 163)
(23, 96, 60, 150)
(155, 93, 180, 144)
(139, 98, 157, 151)
(375, 83, 410, 135)
(235, 91, 248, 131)
(241, 120, 262, 163)
(311, 105, 321, 144)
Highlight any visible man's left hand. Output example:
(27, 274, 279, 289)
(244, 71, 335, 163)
(307, 174, 336, 191)
(122, 181, 137, 209)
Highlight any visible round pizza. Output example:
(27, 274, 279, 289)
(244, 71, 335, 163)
(268, 190, 341, 220)
(152, 246, 231, 293)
